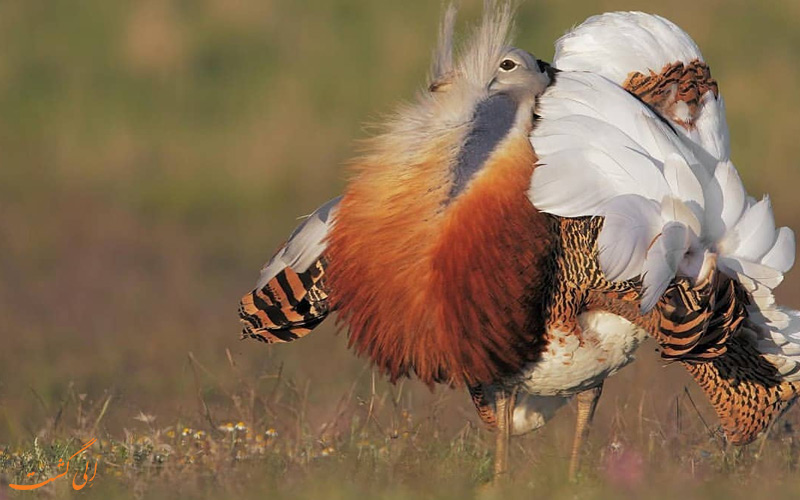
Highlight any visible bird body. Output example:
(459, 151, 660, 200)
(487, 213, 658, 435)
(238, 4, 800, 476)
(241, 2, 721, 436)
(519, 311, 647, 397)
(241, 5, 661, 452)
(509, 289, 650, 435)
(327, 8, 664, 417)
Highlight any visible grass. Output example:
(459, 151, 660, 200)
(3, 353, 800, 499)
(1, 0, 800, 498)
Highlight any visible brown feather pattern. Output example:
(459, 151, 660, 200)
(683, 333, 800, 445)
(621, 59, 800, 441)
(623, 59, 718, 129)
(239, 257, 330, 343)
(656, 273, 748, 361)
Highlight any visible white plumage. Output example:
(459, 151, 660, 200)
(531, 11, 800, 380)
(554, 12, 703, 87)
(529, 71, 718, 310)
(554, 11, 728, 161)
(508, 311, 648, 435)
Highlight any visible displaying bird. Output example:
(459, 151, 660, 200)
(239, 4, 799, 479)
(240, 5, 626, 477)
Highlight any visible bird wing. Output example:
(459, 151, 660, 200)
(553, 11, 728, 163)
(544, 12, 800, 439)
(529, 71, 711, 311)
(238, 197, 340, 343)
(530, 68, 794, 327)
(529, 72, 674, 219)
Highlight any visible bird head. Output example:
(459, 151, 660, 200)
(417, 2, 551, 200)
(426, 3, 549, 128)
(489, 48, 547, 96)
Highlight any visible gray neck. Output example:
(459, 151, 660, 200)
(448, 93, 518, 201)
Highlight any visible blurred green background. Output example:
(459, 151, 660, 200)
(1, 0, 799, 475)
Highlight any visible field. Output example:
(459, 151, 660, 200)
(1, 0, 800, 498)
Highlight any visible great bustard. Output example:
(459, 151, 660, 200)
(239, 5, 800, 479)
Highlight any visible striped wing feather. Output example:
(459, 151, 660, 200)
(656, 272, 748, 361)
(239, 198, 341, 343)
(239, 257, 330, 343)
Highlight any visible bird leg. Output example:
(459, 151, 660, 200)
(493, 385, 517, 478)
(568, 383, 603, 481)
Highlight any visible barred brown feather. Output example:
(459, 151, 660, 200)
(623, 60, 718, 129)
(683, 333, 800, 444)
(656, 272, 749, 361)
(468, 384, 498, 428)
(238, 256, 330, 343)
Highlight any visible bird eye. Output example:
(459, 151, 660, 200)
(499, 59, 518, 72)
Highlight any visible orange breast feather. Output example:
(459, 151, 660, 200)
(327, 133, 556, 386)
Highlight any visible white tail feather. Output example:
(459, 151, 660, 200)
(553, 12, 703, 87)
(757, 308, 800, 382)
(553, 12, 729, 164)
(597, 194, 662, 282)
(535, 13, 798, 367)
(762, 227, 796, 273)
(640, 221, 691, 312)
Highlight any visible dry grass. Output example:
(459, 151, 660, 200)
(3, 352, 800, 499)
(1, 0, 800, 498)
